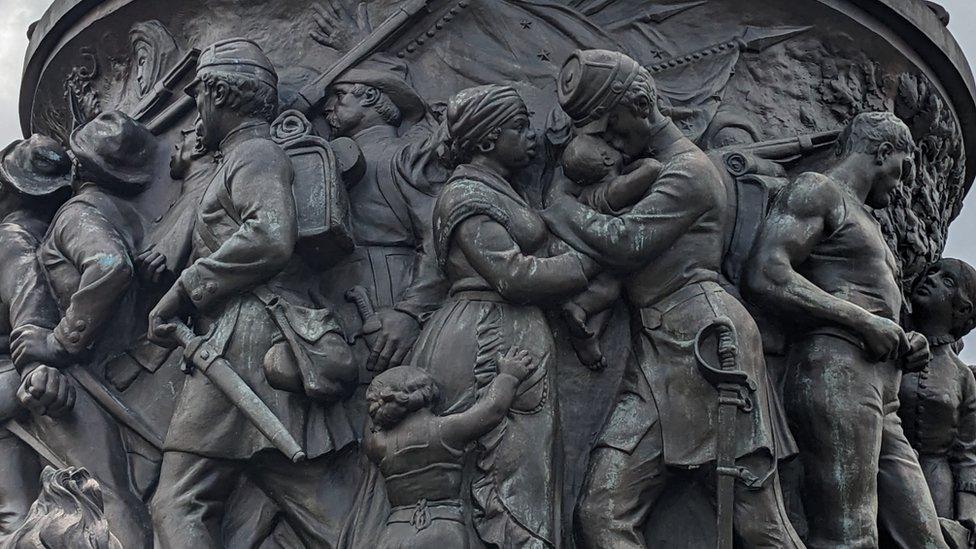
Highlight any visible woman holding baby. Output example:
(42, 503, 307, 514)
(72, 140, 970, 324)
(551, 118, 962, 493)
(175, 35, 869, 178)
(408, 84, 599, 549)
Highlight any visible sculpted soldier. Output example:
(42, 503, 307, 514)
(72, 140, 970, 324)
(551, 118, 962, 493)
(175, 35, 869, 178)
(147, 38, 360, 548)
(898, 258, 976, 528)
(138, 120, 215, 282)
(541, 49, 802, 548)
(6, 116, 161, 548)
(745, 112, 947, 548)
(315, 2, 448, 373)
(0, 135, 76, 536)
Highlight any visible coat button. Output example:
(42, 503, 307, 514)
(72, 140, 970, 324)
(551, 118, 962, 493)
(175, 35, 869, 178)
(75, 320, 87, 332)
(191, 290, 204, 302)
(206, 282, 217, 294)
(67, 333, 80, 344)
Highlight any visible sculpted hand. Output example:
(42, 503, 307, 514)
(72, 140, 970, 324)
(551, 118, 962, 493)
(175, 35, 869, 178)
(148, 286, 190, 349)
(310, 1, 372, 51)
(900, 331, 930, 373)
(858, 314, 908, 363)
(629, 157, 663, 179)
(17, 366, 76, 418)
(136, 248, 169, 284)
(497, 347, 537, 381)
(363, 308, 421, 372)
(10, 325, 71, 369)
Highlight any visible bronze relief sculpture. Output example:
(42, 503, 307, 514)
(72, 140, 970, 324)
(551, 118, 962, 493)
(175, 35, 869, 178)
(3, 1, 976, 548)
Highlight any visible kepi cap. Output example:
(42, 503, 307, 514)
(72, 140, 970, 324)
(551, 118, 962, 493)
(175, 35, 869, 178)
(187, 38, 278, 96)
(558, 49, 644, 132)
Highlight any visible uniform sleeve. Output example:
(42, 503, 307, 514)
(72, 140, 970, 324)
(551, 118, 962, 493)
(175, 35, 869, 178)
(454, 215, 590, 304)
(951, 364, 976, 494)
(0, 229, 60, 333)
(541, 155, 710, 271)
(178, 143, 298, 312)
(390, 126, 451, 321)
(48, 205, 134, 355)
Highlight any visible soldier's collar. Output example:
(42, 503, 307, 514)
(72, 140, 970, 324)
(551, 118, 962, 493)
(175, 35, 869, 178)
(217, 120, 271, 155)
(645, 120, 684, 158)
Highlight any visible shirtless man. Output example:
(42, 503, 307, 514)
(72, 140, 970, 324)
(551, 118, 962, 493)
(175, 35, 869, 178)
(745, 111, 947, 548)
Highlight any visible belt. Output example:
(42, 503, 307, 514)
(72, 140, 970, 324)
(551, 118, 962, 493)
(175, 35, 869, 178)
(388, 499, 464, 532)
(450, 289, 506, 303)
(638, 280, 724, 330)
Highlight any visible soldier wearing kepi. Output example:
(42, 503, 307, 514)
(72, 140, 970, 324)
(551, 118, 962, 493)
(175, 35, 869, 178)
(148, 38, 360, 548)
(541, 49, 801, 548)
(0, 135, 76, 536)
(745, 112, 947, 548)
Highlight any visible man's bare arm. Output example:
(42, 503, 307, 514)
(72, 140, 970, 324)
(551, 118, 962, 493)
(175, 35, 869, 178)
(744, 174, 886, 337)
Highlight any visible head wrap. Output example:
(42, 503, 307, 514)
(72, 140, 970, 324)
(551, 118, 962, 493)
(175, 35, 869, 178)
(444, 85, 526, 166)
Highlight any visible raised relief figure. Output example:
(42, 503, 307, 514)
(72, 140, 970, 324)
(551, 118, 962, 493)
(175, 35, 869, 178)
(412, 84, 599, 548)
(15, 113, 158, 549)
(745, 112, 947, 548)
(899, 259, 976, 531)
(541, 49, 801, 548)
(147, 38, 360, 548)
(558, 132, 662, 369)
(314, 0, 448, 373)
(0, 135, 76, 537)
(365, 348, 537, 549)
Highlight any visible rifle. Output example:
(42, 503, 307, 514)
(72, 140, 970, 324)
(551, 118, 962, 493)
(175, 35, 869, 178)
(289, 0, 433, 115)
(171, 321, 306, 463)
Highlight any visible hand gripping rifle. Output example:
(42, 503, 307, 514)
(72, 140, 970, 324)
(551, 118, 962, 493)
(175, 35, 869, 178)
(171, 321, 306, 463)
(694, 317, 758, 549)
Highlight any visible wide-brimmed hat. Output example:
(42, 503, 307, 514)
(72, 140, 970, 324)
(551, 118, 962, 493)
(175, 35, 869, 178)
(0, 134, 73, 196)
(69, 111, 156, 188)
(332, 56, 426, 123)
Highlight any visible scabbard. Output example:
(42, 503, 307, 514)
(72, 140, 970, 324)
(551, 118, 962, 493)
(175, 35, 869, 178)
(198, 357, 306, 463)
(715, 388, 739, 549)
(173, 322, 306, 463)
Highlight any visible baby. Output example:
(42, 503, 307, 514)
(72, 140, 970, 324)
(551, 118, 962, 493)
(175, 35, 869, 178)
(557, 134, 662, 369)
(364, 347, 537, 548)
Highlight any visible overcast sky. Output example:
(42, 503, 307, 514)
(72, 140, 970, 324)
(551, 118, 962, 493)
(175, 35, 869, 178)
(0, 0, 975, 356)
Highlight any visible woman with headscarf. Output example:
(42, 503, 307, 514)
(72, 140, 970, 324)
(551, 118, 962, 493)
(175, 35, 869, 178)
(409, 84, 599, 548)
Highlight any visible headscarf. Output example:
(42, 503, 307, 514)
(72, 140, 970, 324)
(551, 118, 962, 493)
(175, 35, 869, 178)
(443, 84, 527, 167)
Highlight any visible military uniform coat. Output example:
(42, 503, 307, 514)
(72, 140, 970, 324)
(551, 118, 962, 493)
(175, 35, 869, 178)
(164, 121, 354, 460)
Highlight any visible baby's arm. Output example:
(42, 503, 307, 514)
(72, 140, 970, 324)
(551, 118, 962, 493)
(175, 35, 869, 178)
(600, 158, 663, 213)
(438, 348, 536, 446)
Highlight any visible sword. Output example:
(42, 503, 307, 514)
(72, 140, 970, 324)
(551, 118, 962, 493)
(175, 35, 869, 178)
(344, 285, 382, 371)
(170, 322, 306, 463)
(694, 317, 757, 549)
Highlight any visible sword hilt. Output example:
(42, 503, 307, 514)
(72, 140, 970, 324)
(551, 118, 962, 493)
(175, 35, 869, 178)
(345, 286, 376, 322)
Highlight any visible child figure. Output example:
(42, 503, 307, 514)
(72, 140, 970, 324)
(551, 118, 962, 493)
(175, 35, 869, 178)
(898, 258, 976, 533)
(556, 134, 662, 369)
(364, 347, 537, 549)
